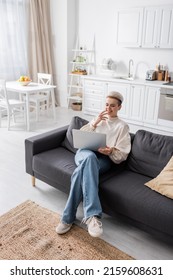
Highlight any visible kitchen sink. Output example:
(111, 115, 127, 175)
(163, 82, 173, 86)
(113, 76, 134, 81)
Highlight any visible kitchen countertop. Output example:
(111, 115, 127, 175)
(83, 75, 173, 89)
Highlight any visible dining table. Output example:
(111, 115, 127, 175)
(6, 81, 56, 131)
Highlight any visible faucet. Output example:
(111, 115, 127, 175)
(128, 59, 134, 78)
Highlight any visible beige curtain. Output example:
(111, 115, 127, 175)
(27, 0, 54, 83)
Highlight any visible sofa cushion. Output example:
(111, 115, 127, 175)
(33, 147, 76, 189)
(127, 130, 173, 178)
(99, 169, 173, 236)
(145, 156, 173, 199)
(61, 116, 89, 153)
(32, 146, 125, 194)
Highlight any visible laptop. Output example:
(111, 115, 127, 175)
(72, 129, 106, 151)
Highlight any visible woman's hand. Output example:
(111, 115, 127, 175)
(92, 110, 108, 128)
(98, 146, 113, 155)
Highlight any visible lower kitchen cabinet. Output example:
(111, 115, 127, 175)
(83, 79, 106, 115)
(83, 79, 156, 124)
(129, 84, 145, 123)
(82, 76, 172, 133)
(143, 86, 160, 124)
(108, 83, 146, 124)
(107, 82, 130, 119)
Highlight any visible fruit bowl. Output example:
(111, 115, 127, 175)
(18, 80, 32, 86)
(17, 76, 32, 86)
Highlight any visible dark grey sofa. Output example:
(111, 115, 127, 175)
(25, 117, 173, 242)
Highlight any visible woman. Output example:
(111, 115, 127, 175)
(56, 91, 131, 237)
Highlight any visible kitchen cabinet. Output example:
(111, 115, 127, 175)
(82, 75, 173, 133)
(83, 79, 155, 124)
(115, 8, 143, 47)
(143, 86, 160, 124)
(142, 7, 159, 48)
(107, 82, 130, 119)
(142, 6, 173, 49)
(158, 6, 173, 49)
(116, 5, 173, 49)
(129, 85, 145, 123)
(107, 82, 145, 123)
(83, 79, 131, 118)
(83, 79, 106, 115)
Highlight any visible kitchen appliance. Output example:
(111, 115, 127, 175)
(145, 70, 156, 81)
(158, 88, 173, 121)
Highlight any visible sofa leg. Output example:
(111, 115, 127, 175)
(32, 176, 36, 187)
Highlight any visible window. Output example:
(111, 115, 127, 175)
(0, 0, 28, 80)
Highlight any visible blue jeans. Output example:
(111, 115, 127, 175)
(61, 149, 112, 224)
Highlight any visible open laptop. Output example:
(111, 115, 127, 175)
(72, 129, 106, 151)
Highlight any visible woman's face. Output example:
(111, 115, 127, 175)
(105, 97, 121, 117)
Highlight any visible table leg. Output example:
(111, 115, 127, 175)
(25, 93, 30, 131)
(51, 89, 56, 121)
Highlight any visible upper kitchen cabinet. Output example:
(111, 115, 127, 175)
(142, 6, 173, 49)
(116, 5, 173, 49)
(115, 8, 143, 47)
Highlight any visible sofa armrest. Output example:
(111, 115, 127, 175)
(25, 125, 68, 175)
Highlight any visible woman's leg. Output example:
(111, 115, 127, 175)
(61, 149, 112, 224)
(61, 162, 83, 224)
(61, 149, 93, 223)
(79, 150, 112, 220)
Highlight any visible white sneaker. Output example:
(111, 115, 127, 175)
(56, 221, 72, 234)
(85, 216, 103, 237)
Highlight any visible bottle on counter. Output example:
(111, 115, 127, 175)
(164, 70, 169, 81)
(156, 63, 165, 81)
(155, 64, 158, 80)
(161, 65, 166, 81)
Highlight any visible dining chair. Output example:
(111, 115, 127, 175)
(29, 73, 52, 121)
(0, 79, 26, 130)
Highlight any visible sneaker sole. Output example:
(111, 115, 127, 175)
(88, 229, 103, 238)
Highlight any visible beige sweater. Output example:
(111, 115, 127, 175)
(81, 117, 131, 164)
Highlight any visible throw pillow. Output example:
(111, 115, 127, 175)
(145, 156, 173, 199)
(61, 116, 89, 153)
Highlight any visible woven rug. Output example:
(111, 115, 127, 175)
(0, 200, 134, 260)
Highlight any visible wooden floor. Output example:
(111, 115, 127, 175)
(0, 106, 173, 260)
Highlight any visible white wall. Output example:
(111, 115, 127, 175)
(50, 0, 77, 106)
(50, 0, 173, 106)
(78, 0, 173, 79)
